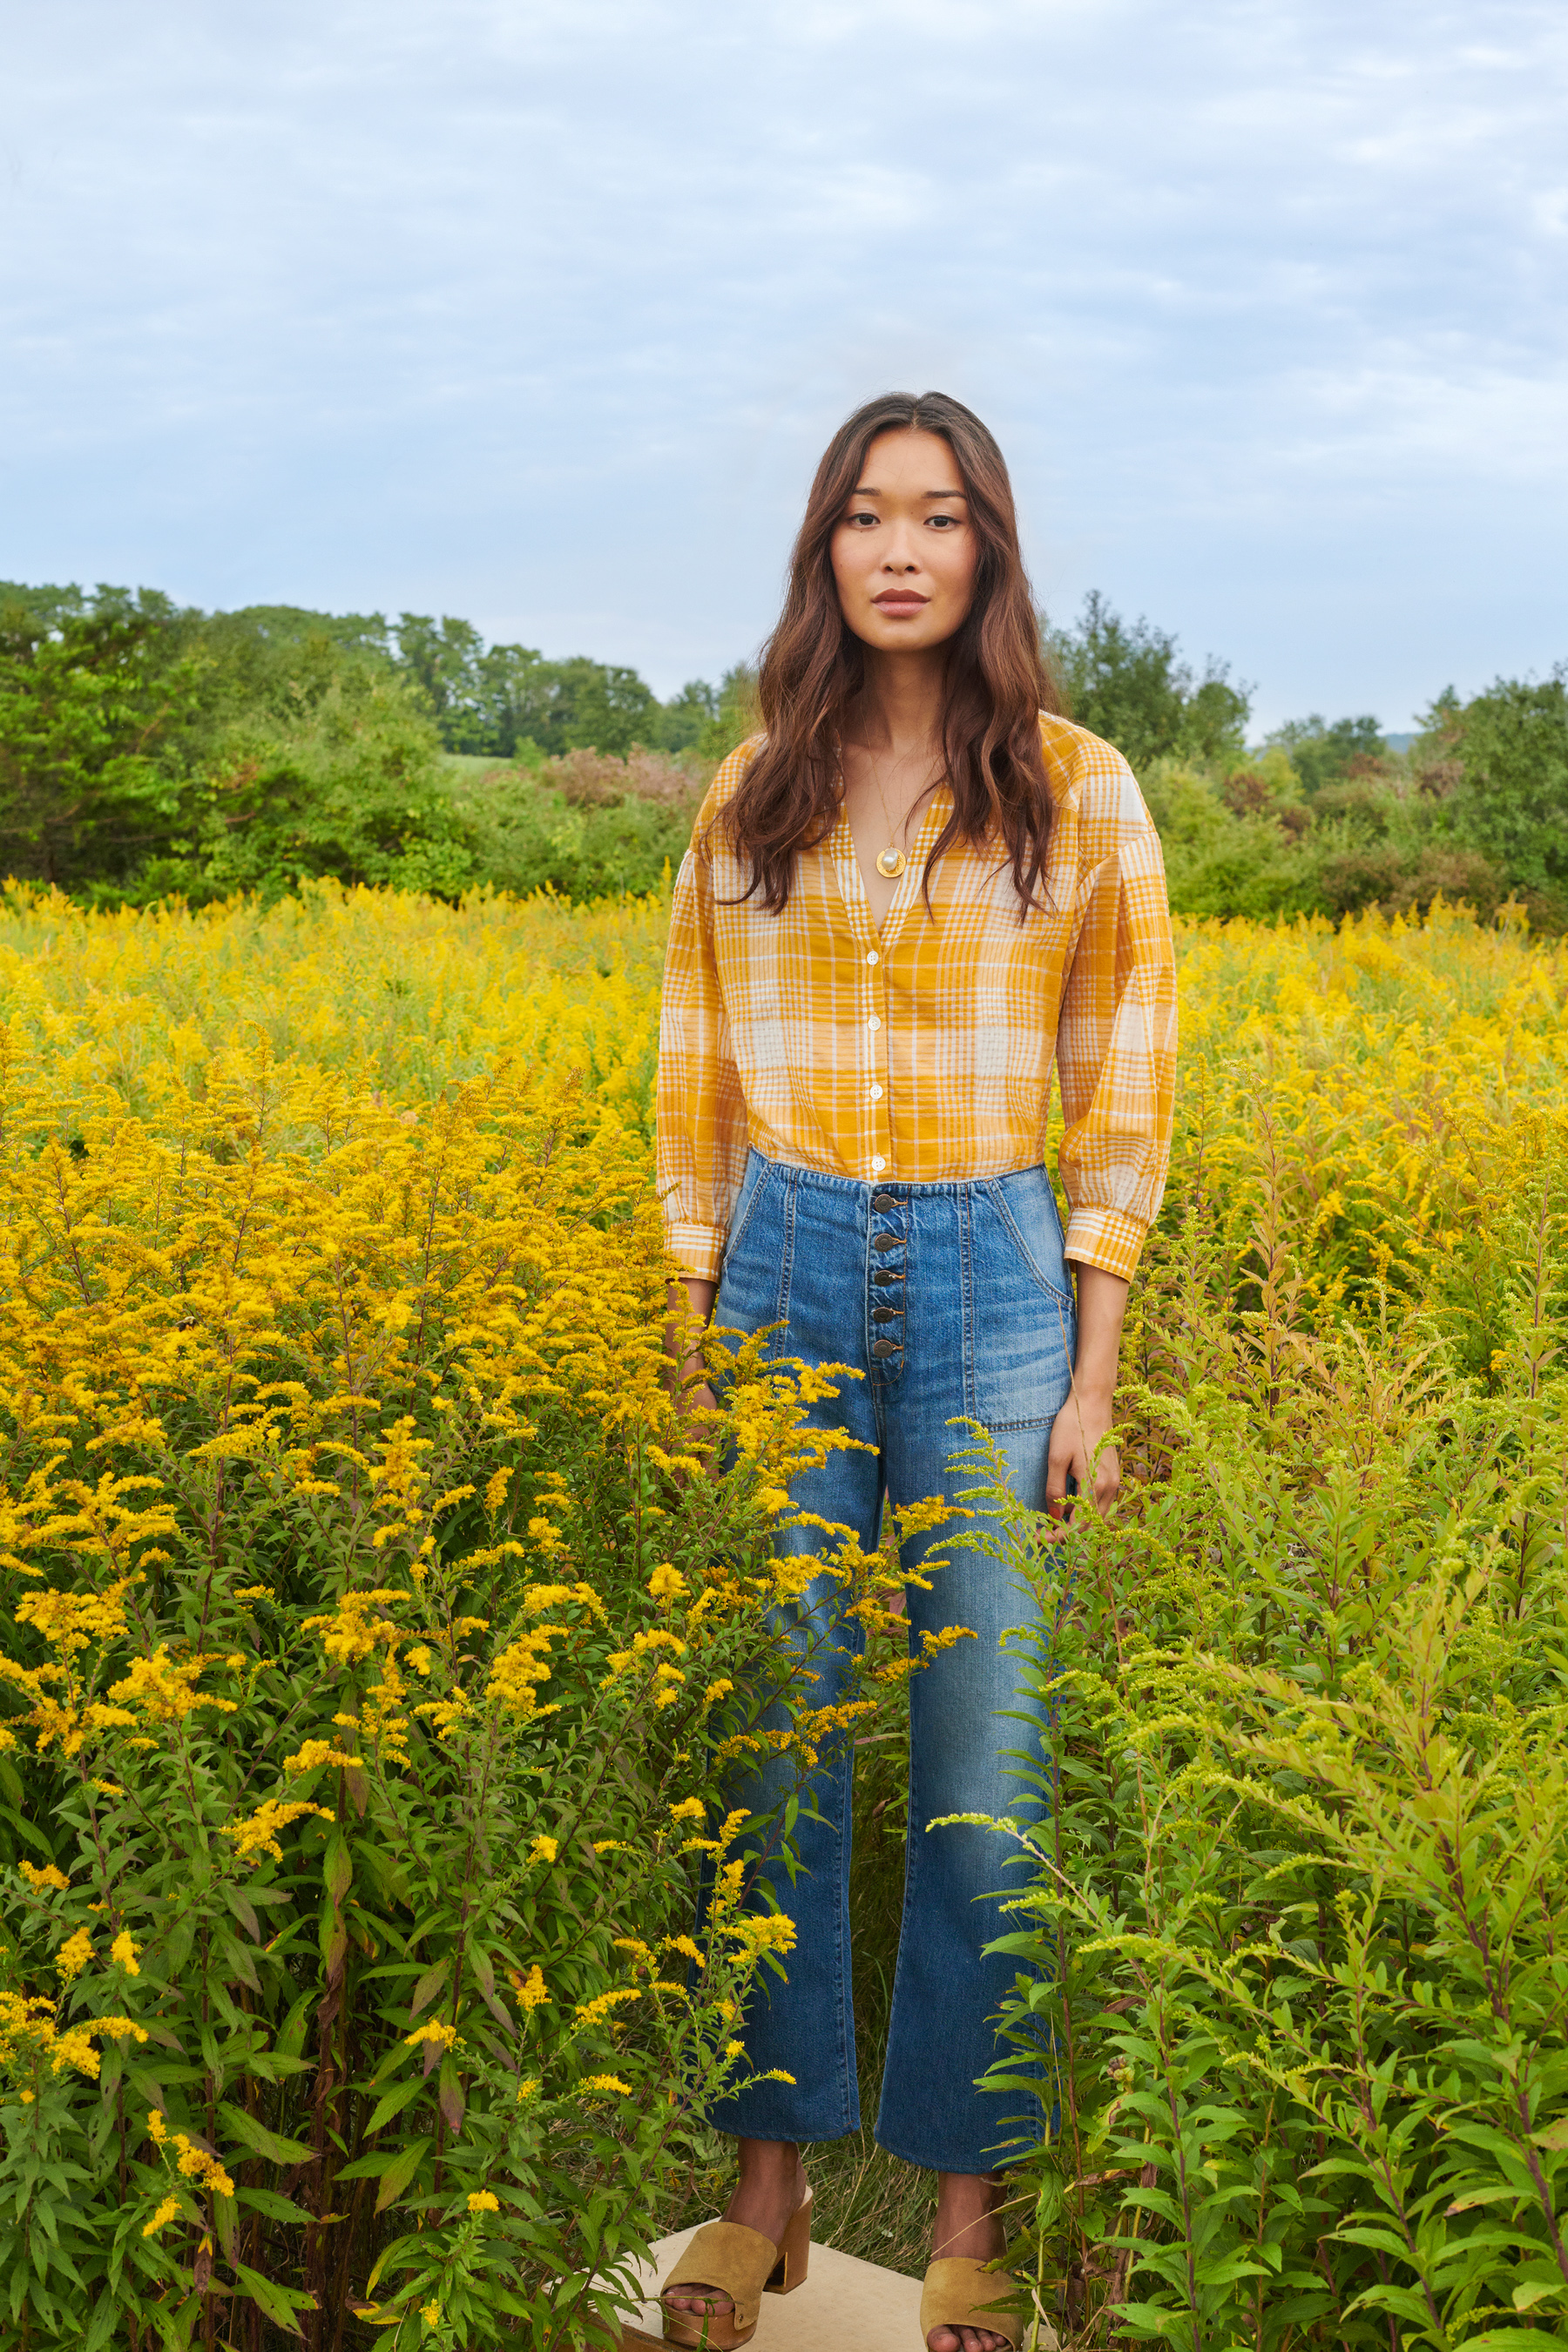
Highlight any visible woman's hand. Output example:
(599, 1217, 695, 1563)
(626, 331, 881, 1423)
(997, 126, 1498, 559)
(1045, 1382, 1119, 1519)
(666, 1277, 719, 1425)
(1045, 1264, 1131, 1523)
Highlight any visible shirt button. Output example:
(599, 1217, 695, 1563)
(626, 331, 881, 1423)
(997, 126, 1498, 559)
(867, 1015, 881, 1031)
(869, 1084, 883, 1100)
(866, 950, 879, 965)
(871, 1154, 886, 1171)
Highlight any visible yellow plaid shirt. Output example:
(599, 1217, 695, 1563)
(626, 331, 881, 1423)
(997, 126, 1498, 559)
(657, 713, 1177, 1285)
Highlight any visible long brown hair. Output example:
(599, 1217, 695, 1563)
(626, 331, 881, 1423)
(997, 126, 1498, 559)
(718, 391, 1061, 914)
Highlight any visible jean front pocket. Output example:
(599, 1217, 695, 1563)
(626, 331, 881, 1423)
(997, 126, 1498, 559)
(966, 1175, 1077, 1432)
(719, 1150, 767, 1281)
(713, 1157, 792, 1353)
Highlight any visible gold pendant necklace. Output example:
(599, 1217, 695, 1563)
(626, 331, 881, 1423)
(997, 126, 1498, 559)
(869, 760, 909, 880)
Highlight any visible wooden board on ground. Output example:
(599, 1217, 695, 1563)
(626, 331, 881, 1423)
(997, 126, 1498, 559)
(619, 2221, 1058, 2352)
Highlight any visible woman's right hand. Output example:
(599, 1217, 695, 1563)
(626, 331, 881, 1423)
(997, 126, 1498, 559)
(678, 1362, 719, 1421)
(666, 1277, 720, 1441)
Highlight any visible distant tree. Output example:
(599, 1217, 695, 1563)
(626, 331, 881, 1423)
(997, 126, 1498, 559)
(696, 663, 760, 764)
(653, 679, 720, 755)
(394, 615, 492, 751)
(0, 585, 204, 889)
(1450, 666, 1568, 904)
(1044, 591, 1250, 774)
(1264, 713, 1386, 798)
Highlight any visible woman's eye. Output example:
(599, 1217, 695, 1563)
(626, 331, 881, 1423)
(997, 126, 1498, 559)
(928, 514, 958, 529)
(846, 510, 878, 527)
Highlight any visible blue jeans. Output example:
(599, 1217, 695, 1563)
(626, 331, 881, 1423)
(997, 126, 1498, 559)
(705, 1151, 1076, 2174)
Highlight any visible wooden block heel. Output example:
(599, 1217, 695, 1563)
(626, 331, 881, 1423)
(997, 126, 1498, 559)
(765, 2189, 811, 2294)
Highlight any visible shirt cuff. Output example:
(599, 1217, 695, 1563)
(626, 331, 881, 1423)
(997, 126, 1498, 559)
(1063, 1204, 1149, 1284)
(666, 1220, 725, 1285)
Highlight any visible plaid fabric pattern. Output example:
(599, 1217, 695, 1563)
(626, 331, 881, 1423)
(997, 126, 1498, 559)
(657, 713, 1178, 1284)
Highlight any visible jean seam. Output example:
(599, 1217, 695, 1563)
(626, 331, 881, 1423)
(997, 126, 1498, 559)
(720, 1151, 767, 1278)
(962, 1185, 976, 1423)
(986, 1179, 1076, 1310)
(776, 1165, 798, 1326)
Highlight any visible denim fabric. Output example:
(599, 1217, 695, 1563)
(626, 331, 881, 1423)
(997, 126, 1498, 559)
(704, 1150, 1076, 2174)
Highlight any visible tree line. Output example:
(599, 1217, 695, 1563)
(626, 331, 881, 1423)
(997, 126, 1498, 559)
(0, 578, 1562, 922)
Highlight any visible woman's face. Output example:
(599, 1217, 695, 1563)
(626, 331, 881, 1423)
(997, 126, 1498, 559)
(829, 428, 979, 657)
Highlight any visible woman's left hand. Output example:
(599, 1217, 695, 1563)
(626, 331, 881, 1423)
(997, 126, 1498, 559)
(1046, 1264, 1130, 1524)
(1045, 1383, 1119, 1522)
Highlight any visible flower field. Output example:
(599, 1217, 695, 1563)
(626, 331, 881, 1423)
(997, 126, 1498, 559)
(1, 879, 1565, 2349)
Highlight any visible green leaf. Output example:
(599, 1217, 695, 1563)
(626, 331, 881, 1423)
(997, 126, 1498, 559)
(234, 2264, 317, 2335)
(409, 1957, 449, 2018)
(324, 1830, 353, 1907)
(374, 2139, 434, 2215)
(219, 2102, 317, 2168)
(365, 2077, 428, 2137)
(238, 2186, 313, 2223)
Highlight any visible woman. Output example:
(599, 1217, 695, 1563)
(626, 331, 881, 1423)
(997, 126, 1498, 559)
(655, 392, 1176, 2352)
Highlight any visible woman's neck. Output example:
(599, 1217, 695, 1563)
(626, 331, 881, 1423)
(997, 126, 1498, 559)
(847, 647, 947, 758)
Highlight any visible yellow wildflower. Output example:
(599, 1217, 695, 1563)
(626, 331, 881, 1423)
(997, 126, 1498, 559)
(111, 1930, 140, 1976)
(404, 2019, 463, 2051)
(467, 2190, 500, 2213)
(220, 1797, 335, 1864)
(142, 2193, 180, 2239)
(530, 1834, 558, 1864)
(513, 1964, 549, 2011)
(282, 1740, 362, 1774)
(57, 1927, 93, 1981)
(20, 1862, 70, 1892)
(573, 1987, 639, 2024)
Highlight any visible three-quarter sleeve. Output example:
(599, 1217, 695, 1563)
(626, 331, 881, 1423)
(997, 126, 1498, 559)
(1054, 812, 1178, 1281)
(656, 835, 751, 1282)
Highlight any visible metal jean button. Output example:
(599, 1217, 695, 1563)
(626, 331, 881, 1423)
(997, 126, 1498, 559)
(871, 1338, 900, 1358)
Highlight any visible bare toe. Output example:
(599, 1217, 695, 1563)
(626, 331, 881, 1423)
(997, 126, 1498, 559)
(663, 2283, 732, 2318)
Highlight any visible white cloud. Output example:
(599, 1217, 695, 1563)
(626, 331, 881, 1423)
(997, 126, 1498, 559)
(0, 0, 1564, 727)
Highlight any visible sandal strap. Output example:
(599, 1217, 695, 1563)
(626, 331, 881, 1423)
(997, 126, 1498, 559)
(920, 2257, 1026, 2349)
(661, 2220, 780, 2334)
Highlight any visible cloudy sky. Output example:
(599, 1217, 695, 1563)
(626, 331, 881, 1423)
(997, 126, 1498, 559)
(3, 0, 1565, 732)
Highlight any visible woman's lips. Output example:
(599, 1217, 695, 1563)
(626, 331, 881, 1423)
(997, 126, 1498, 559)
(873, 593, 929, 612)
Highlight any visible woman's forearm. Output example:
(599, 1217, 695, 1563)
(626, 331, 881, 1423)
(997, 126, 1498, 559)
(1071, 1263, 1130, 1399)
(665, 1276, 717, 1397)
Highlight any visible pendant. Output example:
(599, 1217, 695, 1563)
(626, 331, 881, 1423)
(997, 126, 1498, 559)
(875, 847, 907, 879)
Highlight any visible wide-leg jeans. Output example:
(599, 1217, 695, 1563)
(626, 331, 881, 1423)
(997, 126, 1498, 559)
(704, 1150, 1076, 2174)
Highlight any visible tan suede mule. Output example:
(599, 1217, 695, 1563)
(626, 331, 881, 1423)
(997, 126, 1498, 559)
(659, 2186, 813, 2349)
(919, 2256, 1036, 2351)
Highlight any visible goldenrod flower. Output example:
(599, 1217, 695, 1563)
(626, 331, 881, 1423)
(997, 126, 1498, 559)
(404, 2019, 463, 2051)
(282, 1740, 362, 1775)
(57, 1927, 93, 1981)
(142, 2193, 180, 2239)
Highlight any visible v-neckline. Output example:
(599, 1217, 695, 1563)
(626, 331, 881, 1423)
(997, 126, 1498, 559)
(829, 787, 950, 954)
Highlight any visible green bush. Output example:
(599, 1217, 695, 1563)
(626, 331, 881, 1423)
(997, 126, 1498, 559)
(440, 750, 700, 902)
(1450, 668, 1568, 916)
(0, 1051, 887, 2348)
(968, 1105, 1568, 2348)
